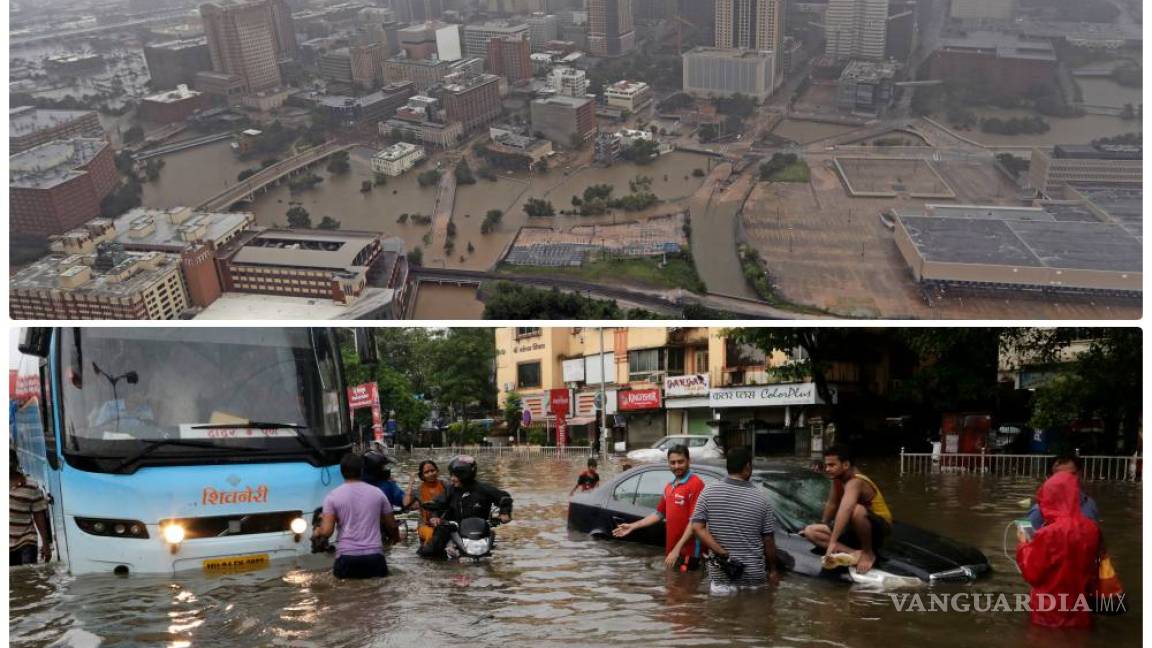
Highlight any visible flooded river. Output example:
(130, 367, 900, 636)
(10, 456, 1140, 648)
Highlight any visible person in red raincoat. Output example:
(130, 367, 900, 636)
(1015, 471, 1101, 629)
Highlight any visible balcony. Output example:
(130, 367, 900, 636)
(721, 364, 811, 387)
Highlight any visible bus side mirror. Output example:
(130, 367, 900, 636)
(354, 328, 378, 365)
(18, 328, 51, 358)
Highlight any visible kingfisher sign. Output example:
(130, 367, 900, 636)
(618, 388, 662, 411)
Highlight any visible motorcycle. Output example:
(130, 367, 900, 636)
(421, 500, 506, 563)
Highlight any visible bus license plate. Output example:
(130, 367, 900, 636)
(203, 553, 270, 573)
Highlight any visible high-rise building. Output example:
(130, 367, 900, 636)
(442, 73, 504, 132)
(714, 0, 784, 52)
(548, 66, 589, 96)
(200, 0, 285, 93)
(463, 22, 531, 59)
(390, 0, 444, 23)
(144, 38, 214, 90)
(530, 95, 597, 147)
(527, 13, 560, 51)
(682, 47, 778, 101)
(487, 36, 533, 84)
(9, 107, 104, 155)
(587, 0, 635, 57)
(267, 0, 297, 58)
(825, 0, 888, 61)
(10, 138, 119, 237)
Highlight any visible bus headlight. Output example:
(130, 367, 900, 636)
(162, 523, 186, 544)
(290, 517, 308, 535)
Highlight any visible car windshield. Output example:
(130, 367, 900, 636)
(60, 328, 347, 463)
(755, 471, 831, 533)
(653, 436, 709, 450)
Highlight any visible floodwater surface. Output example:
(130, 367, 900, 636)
(9, 456, 1141, 648)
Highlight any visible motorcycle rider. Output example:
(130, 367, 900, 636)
(362, 448, 406, 509)
(417, 455, 513, 559)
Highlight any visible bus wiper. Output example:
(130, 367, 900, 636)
(109, 438, 260, 474)
(191, 422, 326, 461)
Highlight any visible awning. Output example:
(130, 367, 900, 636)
(567, 416, 596, 426)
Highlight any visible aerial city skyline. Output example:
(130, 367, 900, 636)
(8, 0, 1143, 319)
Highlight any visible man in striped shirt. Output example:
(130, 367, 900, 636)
(10, 450, 52, 566)
(690, 447, 780, 593)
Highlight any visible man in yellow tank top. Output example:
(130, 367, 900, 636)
(801, 445, 892, 573)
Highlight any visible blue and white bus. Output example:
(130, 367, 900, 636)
(12, 327, 358, 576)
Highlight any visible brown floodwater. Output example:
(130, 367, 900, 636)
(410, 284, 486, 320)
(9, 455, 1140, 648)
(772, 119, 864, 144)
(141, 140, 255, 210)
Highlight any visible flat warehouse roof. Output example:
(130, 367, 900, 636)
(898, 217, 1142, 272)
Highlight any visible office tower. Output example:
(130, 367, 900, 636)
(587, 0, 635, 57)
(825, 0, 888, 60)
(200, 0, 284, 92)
(714, 0, 784, 51)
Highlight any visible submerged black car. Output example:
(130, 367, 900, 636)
(567, 461, 990, 583)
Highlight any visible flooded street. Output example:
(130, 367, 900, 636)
(180, 147, 717, 272)
(411, 284, 486, 320)
(772, 119, 863, 144)
(10, 455, 1140, 648)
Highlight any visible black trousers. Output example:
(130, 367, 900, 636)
(333, 552, 389, 579)
(417, 524, 452, 559)
(9, 544, 37, 566)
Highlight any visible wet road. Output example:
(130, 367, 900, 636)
(10, 456, 1141, 648)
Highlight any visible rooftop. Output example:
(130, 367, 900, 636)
(10, 251, 181, 297)
(1052, 144, 1142, 160)
(464, 22, 530, 33)
(605, 79, 650, 94)
(145, 38, 208, 51)
(374, 142, 424, 161)
(194, 292, 358, 320)
(142, 84, 202, 103)
(840, 60, 899, 82)
(684, 47, 774, 60)
(1072, 186, 1143, 238)
(111, 207, 254, 249)
(10, 106, 99, 137)
(897, 207, 1142, 273)
(936, 31, 1057, 61)
(228, 229, 385, 270)
(533, 94, 593, 108)
(10, 138, 109, 190)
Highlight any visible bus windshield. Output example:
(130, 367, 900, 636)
(59, 328, 348, 473)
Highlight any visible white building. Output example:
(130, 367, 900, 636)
(825, 0, 888, 61)
(434, 24, 463, 61)
(371, 142, 426, 176)
(682, 48, 779, 101)
(548, 66, 589, 97)
(462, 22, 531, 59)
(603, 79, 652, 112)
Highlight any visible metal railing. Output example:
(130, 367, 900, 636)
(899, 448, 1141, 481)
(400, 446, 596, 459)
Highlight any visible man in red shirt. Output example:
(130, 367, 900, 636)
(612, 444, 707, 571)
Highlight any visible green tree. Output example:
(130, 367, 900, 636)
(326, 150, 351, 174)
(374, 172, 388, 186)
(409, 246, 424, 266)
(417, 169, 443, 187)
(360, 180, 373, 192)
(504, 391, 524, 442)
(286, 205, 312, 229)
(123, 125, 145, 145)
(425, 328, 498, 419)
(620, 138, 660, 165)
(238, 168, 257, 182)
(317, 216, 341, 230)
(523, 198, 555, 217)
(455, 159, 477, 185)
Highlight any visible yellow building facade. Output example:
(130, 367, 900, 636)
(494, 327, 824, 451)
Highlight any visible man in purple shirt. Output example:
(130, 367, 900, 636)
(313, 454, 400, 579)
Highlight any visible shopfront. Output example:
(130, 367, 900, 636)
(663, 373, 712, 437)
(708, 383, 836, 456)
(618, 387, 664, 448)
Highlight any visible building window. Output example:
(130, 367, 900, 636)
(725, 340, 767, 368)
(517, 361, 542, 389)
(667, 347, 685, 376)
(693, 348, 709, 374)
(628, 348, 664, 382)
(515, 327, 541, 339)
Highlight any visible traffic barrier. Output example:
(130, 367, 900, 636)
(899, 448, 1140, 481)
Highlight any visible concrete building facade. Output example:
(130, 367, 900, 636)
(10, 139, 119, 238)
(1029, 145, 1143, 195)
(825, 0, 888, 60)
(682, 47, 778, 101)
(715, 0, 785, 52)
(371, 142, 427, 176)
(143, 39, 214, 90)
(442, 73, 504, 132)
(531, 95, 597, 147)
(587, 0, 636, 57)
(9, 107, 104, 155)
(487, 36, 533, 84)
(463, 22, 531, 59)
(200, 0, 285, 93)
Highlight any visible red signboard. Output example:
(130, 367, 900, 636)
(347, 382, 384, 441)
(618, 388, 662, 411)
(548, 388, 571, 416)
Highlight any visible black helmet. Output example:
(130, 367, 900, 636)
(448, 455, 477, 483)
(362, 450, 391, 482)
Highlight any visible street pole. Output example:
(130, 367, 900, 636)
(599, 326, 609, 461)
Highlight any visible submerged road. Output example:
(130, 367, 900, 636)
(8, 456, 1141, 647)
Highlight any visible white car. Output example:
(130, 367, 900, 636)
(625, 435, 724, 464)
